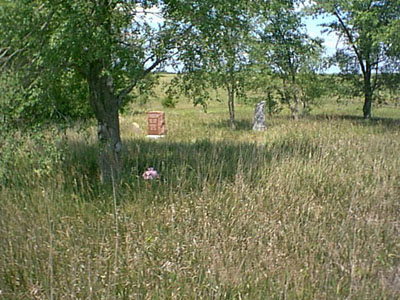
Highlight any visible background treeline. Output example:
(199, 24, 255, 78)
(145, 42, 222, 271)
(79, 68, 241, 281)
(1, 0, 399, 127)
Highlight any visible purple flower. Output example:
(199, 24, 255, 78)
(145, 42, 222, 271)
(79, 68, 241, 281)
(142, 167, 159, 180)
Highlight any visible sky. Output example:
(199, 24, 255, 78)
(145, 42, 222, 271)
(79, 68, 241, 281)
(140, 6, 343, 74)
(303, 15, 342, 73)
(297, 0, 342, 73)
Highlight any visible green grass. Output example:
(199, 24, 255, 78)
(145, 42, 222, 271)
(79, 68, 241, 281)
(1, 97, 400, 299)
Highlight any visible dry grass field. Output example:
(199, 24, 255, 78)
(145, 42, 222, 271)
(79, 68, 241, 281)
(1, 75, 400, 299)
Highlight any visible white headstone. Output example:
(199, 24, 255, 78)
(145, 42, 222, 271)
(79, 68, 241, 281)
(253, 100, 267, 131)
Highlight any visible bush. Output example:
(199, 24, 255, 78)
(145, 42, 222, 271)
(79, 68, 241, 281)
(161, 96, 177, 108)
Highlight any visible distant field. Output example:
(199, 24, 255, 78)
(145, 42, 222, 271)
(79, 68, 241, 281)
(135, 72, 400, 118)
(1, 86, 400, 298)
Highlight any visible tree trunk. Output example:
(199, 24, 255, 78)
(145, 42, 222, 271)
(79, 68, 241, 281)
(363, 91, 373, 119)
(292, 91, 299, 121)
(292, 73, 299, 120)
(97, 111, 121, 185)
(227, 85, 236, 130)
(226, 71, 236, 130)
(87, 62, 122, 184)
(286, 76, 299, 121)
(362, 74, 373, 119)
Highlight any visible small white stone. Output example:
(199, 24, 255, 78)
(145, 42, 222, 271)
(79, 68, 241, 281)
(147, 135, 164, 139)
(115, 142, 121, 152)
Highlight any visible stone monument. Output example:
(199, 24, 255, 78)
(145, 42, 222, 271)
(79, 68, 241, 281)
(253, 100, 267, 131)
(147, 111, 166, 138)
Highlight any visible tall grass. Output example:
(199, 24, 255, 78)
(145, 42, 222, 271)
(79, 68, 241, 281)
(1, 99, 400, 299)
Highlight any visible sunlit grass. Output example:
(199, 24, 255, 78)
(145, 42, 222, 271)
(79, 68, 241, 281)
(1, 96, 400, 299)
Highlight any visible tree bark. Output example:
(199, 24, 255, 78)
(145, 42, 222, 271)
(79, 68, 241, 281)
(97, 111, 121, 185)
(87, 61, 121, 184)
(227, 84, 236, 130)
(292, 97, 299, 121)
(291, 73, 299, 121)
(292, 86, 299, 121)
(226, 70, 236, 130)
(283, 77, 299, 121)
(362, 69, 373, 119)
(363, 88, 373, 119)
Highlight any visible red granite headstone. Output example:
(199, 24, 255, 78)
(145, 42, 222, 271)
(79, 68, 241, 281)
(147, 111, 166, 136)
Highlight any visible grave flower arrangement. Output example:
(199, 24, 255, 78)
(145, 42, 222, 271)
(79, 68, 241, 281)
(142, 167, 159, 180)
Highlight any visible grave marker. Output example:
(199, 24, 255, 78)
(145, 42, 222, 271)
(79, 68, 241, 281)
(253, 101, 267, 131)
(147, 111, 166, 138)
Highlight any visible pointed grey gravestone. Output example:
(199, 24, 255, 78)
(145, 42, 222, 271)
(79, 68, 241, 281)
(253, 100, 267, 131)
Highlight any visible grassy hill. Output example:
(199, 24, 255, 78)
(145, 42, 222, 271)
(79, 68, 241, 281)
(1, 87, 400, 298)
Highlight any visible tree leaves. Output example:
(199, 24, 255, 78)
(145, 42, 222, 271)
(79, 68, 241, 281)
(312, 0, 400, 117)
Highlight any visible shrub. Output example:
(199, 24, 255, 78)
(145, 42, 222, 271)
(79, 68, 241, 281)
(161, 96, 177, 108)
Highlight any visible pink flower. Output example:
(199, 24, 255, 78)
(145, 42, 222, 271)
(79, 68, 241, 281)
(142, 167, 159, 180)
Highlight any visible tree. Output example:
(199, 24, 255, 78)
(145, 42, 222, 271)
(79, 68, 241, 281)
(252, 0, 323, 120)
(0, 0, 202, 183)
(167, 0, 252, 129)
(313, 0, 400, 118)
(208, 15, 251, 130)
(383, 3, 400, 76)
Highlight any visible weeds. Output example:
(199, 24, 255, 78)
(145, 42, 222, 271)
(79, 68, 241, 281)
(0, 101, 399, 299)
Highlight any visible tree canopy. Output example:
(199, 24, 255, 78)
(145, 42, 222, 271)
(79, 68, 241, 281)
(252, 0, 323, 119)
(1, 0, 198, 182)
(313, 0, 400, 118)
(168, 0, 253, 129)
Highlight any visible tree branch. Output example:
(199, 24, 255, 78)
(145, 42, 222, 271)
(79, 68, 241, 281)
(116, 24, 194, 108)
(0, 45, 29, 70)
(372, 61, 379, 91)
(116, 56, 164, 108)
(333, 9, 367, 76)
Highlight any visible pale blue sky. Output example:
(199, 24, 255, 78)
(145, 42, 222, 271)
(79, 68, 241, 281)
(148, 10, 342, 73)
(303, 15, 341, 73)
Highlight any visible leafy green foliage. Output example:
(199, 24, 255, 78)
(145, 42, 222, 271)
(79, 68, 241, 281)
(161, 95, 178, 108)
(0, 69, 92, 129)
(1, 0, 231, 181)
(250, 0, 324, 119)
(376, 73, 400, 105)
(167, 0, 253, 128)
(313, 0, 400, 117)
(0, 1, 97, 125)
(0, 125, 65, 189)
(167, 71, 213, 111)
(0, 1, 189, 127)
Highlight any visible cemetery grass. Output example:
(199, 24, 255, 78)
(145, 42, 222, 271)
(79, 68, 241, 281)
(1, 98, 400, 299)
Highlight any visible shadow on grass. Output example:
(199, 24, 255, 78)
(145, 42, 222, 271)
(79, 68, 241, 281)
(208, 119, 255, 131)
(311, 114, 400, 131)
(62, 109, 399, 201)
(309, 114, 400, 132)
(62, 136, 320, 202)
(60, 111, 399, 201)
(207, 112, 400, 133)
(213, 113, 400, 132)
